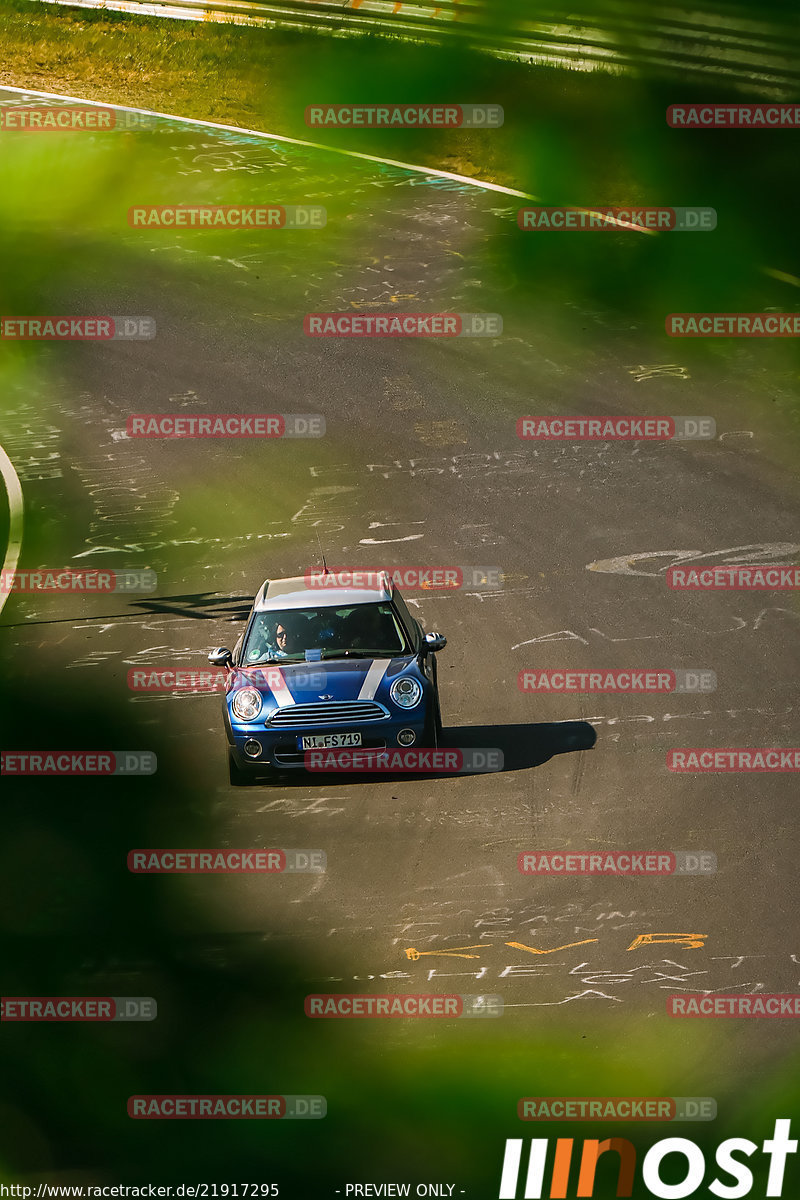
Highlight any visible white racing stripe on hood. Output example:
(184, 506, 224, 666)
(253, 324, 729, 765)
(267, 668, 295, 708)
(358, 659, 392, 701)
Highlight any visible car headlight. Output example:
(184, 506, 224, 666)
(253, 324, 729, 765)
(232, 687, 263, 721)
(390, 676, 422, 709)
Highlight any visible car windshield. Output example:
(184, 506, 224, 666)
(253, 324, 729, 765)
(241, 602, 412, 664)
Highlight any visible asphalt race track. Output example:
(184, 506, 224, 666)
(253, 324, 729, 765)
(1, 87, 800, 1182)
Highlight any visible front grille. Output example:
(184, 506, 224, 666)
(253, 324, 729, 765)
(267, 701, 388, 727)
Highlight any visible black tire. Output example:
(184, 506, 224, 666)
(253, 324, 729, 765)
(228, 751, 256, 787)
(423, 688, 441, 749)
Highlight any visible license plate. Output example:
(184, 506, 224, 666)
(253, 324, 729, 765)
(300, 732, 362, 749)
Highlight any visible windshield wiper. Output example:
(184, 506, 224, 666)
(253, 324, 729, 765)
(248, 650, 404, 663)
(319, 649, 400, 659)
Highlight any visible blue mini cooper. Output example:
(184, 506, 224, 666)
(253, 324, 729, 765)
(208, 571, 446, 785)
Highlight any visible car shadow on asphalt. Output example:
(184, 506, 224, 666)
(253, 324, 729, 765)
(444, 720, 598, 771)
(255, 720, 597, 786)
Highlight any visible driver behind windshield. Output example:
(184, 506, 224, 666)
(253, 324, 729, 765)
(244, 617, 295, 663)
(243, 605, 407, 663)
(271, 620, 292, 658)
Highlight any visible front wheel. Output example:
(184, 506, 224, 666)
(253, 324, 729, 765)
(422, 688, 442, 749)
(434, 686, 443, 740)
(228, 751, 257, 787)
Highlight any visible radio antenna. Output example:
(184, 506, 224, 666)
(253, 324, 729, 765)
(315, 528, 330, 575)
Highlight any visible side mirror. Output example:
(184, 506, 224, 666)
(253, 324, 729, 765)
(208, 647, 233, 667)
(423, 632, 447, 652)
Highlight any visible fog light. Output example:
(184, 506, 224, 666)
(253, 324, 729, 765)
(243, 739, 262, 758)
(398, 729, 416, 746)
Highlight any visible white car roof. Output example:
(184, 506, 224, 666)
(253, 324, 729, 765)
(254, 572, 394, 611)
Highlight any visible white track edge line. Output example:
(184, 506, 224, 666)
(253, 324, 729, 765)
(0, 84, 538, 199)
(0, 444, 24, 619)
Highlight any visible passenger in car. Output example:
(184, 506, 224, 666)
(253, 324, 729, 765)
(349, 607, 402, 652)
